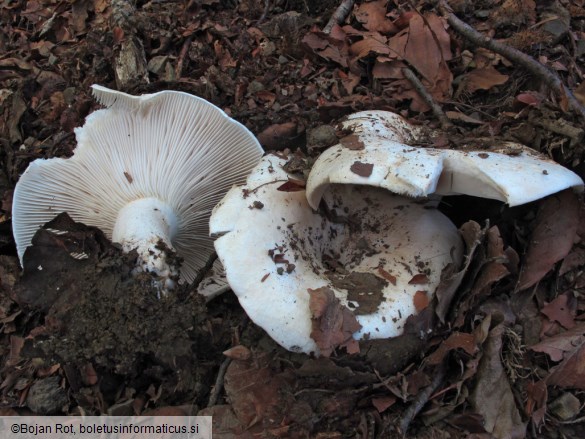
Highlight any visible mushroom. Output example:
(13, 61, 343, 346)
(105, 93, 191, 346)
(12, 85, 264, 295)
(307, 111, 584, 209)
(210, 154, 464, 354)
(211, 110, 583, 355)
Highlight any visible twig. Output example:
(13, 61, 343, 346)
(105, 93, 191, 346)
(398, 360, 447, 436)
(437, 0, 585, 121)
(402, 67, 453, 130)
(206, 357, 231, 407)
(257, 0, 270, 25)
(192, 251, 218, 290)
(323, 0, 355, 34)
(175, 36, 193, 80)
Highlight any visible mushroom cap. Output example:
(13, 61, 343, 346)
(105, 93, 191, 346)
(211, 155, 463, 354)
(307, 111, 584, 209)
(12, 85, 264, 292)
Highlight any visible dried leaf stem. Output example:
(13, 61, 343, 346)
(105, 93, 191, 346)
(192, 251, 218, 291)
(323, 0, 355, 34)
(402, 67, 453, 130)
(438, 0, 585, 121)
(398, 360, 447, 436)
(207, 357, 231, 407)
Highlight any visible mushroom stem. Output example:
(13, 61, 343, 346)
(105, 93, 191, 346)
(112, 197, 179, 290)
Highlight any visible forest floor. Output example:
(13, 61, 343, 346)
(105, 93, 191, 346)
(1, 0, 585, 438)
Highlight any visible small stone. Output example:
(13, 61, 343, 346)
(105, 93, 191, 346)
(307, 125, 337, 152)
(26, 376, 68, 414)
(549, 392, 580, 421)
(248, 80, 265, 94)
(147, 56, 169, 76)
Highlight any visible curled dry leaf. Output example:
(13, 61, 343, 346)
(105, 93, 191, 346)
(256, 121, 302, 149)
(308, 287, 362, 357)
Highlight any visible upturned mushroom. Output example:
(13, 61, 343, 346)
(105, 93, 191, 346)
(210, 154, 464, 354)
(211, 110, 583, 355)
(307, 111, 584, 208)
(12, 85, 264, 295)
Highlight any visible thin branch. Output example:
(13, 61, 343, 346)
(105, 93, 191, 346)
(438, 0, 585, 121)
(398, 360, 447, 436)
(323, 0, 355, 34)
(257, 0, 270, 25)
(402, 67, 453, 130)
(175, 36, 193, 80)
(206, 357, 231, 407)
(192, 251, 218, 291)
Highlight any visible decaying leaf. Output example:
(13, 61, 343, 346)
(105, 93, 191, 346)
(518, 190, 580, 290)
(541, 293, 576, 329)
(277, 178, 306, 192)
(354, 0, 398, 35)
(427, 331, 478, 365)
(308, 287, 362, 356)
(461, 67, 509, 93)
(349, 161, 374, 177)
(530, 322, 585, 362)
(547, 342, 585, 389)
(435, 221, 485, 322)
(223, 351, 294, 429)
(470, 324, 526, 439)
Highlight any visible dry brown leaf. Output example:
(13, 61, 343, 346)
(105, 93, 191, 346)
(340, 134, 365, 150)
(409, 274, 429, 284)
(224, 352, 293, 429)
(518, 190, 580, 290)
(427, 331, 478, 365)
(257, 122, 300, 149)
(462, 67, 509, 93)
(547, 341, 585, 389)
(276, 178, 306, 192)
(349, 36, 391, 59)
(349, 161, 374, 177)
(541, 293, 576, 329)
(400, 14, 452, 101)
(525, 380, 547, 427)
(470, 324, 526, 438)
(413, 291, 429, 312)
(308, 287, 361, 356)
(354, 0, 398, 35)
(559, 246, 585, 275)
(371, 395, 396, 413)
(435, 221, 485, 322)
(530, 322, 585, 362)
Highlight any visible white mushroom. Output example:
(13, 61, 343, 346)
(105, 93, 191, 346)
(210, 155, 464, 354)
(12, 85, 264, 295)
(306, 111, 584, 209)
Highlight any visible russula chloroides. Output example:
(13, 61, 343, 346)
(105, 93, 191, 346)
(12, 85, 264, 295)
(211, 110, 583, 355)
(211, 154, 464, 354)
